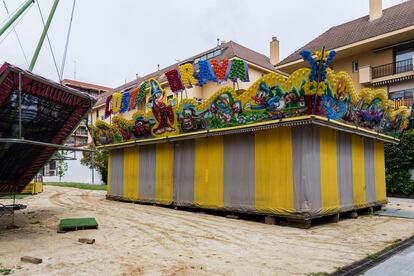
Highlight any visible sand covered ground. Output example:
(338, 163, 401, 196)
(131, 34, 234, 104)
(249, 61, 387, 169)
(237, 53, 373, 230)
(1, 186, 414, 275)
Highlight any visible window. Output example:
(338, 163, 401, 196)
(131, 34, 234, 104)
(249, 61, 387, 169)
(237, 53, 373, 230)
(394, 44, 413, 74)
(96, 109, 99, 119)
(390, 89, 414, 99)
(389, 91, 404, 99)
(193, 49, 223, 65)
(352, 61, 359, 72)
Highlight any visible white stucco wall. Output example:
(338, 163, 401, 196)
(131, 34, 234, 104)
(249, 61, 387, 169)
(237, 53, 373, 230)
(43, 153, 103, 184)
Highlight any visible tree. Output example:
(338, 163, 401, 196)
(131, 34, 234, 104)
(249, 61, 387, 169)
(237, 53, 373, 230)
(81, 144, 109, 185)
(385, 129, 414, 195)
(55, 151, 69, 183)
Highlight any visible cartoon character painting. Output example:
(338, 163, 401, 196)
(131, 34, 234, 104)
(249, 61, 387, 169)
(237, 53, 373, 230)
(360, 99, 384, 128)
(178, 107, 206, 132)
(147, 79, 177, 135)
(249, 82, 305, 119)
(318, 94, 346, 120)
(132, 117, 151, 137)
(250, 82, 282, 117)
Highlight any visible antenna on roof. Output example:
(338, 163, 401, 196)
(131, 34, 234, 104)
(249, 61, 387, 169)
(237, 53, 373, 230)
(217, 38, 220, 46)
(157, 64, 160, 71)
(136, 73, 139, 80)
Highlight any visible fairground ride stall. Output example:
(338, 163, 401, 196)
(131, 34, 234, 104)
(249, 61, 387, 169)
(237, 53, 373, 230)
(95, 50, 409, 221)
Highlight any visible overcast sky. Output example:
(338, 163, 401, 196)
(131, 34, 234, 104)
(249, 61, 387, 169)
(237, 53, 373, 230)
(0, 0, 406, 88)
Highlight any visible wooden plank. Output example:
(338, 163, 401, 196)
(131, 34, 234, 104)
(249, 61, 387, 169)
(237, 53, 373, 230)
(78, 238, 95, 244)
(21, 256, 42, 264)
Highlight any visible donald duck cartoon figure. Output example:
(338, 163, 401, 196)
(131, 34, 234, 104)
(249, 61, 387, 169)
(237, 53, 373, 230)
(250, 82, 285, 118)
(147, 78, 177, 135)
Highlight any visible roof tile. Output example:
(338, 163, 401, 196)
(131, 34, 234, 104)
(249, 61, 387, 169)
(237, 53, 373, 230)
(278, 0, 414, 66)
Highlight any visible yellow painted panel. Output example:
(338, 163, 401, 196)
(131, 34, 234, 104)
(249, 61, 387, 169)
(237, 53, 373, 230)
(155, 143, 174, 204)
(255, 127, 294, 214)
(374, 141, 387, 202)
(107, 153, 111, 194)
(320, 127, 339, 213)
(194, 136, 224, 208)
(351, 135, 366, 208)
(123, 147, 139, 200)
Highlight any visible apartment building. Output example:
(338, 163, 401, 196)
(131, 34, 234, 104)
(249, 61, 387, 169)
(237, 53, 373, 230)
(276, 0, 414, 122)
(42, 79, 111, 180)
(61, 79, 112, 147)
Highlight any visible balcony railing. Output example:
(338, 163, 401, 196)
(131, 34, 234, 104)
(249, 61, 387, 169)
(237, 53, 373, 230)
(393, 97, 414, 110)
(372, 58, 413, 79)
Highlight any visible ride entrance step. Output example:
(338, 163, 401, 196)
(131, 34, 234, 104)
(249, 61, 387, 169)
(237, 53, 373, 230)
(58, 218, 98, 232)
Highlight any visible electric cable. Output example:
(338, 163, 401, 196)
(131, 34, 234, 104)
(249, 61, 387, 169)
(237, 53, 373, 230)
(0, 2, 31, 46)
(2, 0, 29, 66)
(0, 0, 25, 28)
(35, 0, 61, 81)
(60, 0, 76, 80)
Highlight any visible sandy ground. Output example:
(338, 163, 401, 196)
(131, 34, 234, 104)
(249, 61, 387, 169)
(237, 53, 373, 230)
(1, 186, 414, 276)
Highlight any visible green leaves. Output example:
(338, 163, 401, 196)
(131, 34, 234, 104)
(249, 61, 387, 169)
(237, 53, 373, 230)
(385, 129, 414, 195)
(81, 145, 109, 185)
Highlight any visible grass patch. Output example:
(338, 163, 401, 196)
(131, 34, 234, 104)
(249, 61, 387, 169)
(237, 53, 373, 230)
(367, 253, 379, 260)
(30, 219, 40, 224)
(0, 268, 12, 275)
(44, 182, 107, 191)
(0, 194, 29, 199)
(306, 273, 329, 276)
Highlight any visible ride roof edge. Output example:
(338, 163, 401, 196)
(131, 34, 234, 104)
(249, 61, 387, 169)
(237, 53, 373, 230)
(98, 115, 399, 151)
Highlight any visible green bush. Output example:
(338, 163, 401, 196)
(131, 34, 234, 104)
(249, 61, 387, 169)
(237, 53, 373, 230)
(385, 129, 414, 195)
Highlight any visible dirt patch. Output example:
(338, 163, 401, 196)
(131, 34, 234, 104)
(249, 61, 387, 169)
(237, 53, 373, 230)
(1, 186, 414, 275)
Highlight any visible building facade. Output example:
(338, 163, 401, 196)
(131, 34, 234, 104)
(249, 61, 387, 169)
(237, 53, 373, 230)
(42, 79, 111, 182)
(276, 0, 414, 126)
(62, 79, 112, 147)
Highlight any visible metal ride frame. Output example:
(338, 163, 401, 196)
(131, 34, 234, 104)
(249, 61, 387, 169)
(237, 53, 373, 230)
(0, 0, 95, 227)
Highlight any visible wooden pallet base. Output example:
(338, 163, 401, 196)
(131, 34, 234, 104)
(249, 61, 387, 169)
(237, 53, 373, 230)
(106, 195, 384, 229)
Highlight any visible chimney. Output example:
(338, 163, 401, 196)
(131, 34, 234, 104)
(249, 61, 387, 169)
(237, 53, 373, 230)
(270, 37, 280, 66)
(369, 0, 382, 21)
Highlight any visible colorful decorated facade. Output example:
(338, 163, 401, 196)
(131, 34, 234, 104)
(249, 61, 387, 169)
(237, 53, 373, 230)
(95, 49, 409, 220)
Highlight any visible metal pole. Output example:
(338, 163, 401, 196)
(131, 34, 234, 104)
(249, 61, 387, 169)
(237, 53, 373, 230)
(313, 47, 325, 115)
(18, 72, 22, 139)
(11, 192, 15, 225)
(0, 0, 33, 37)
(91, 100, 95, 185)
(29, 0, 59, 71)
(0, 138, 96, 151)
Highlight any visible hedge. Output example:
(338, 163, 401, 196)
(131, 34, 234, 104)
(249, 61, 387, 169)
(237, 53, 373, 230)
(384, 129, 414, 195)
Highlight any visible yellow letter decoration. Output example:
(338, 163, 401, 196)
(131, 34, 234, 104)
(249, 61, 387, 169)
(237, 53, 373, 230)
(112, 92, 122, 113)
(179, 63, 197, 88)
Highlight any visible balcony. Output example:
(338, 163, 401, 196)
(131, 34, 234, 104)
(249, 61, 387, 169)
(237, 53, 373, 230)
(359, 59, 414, 85)
(372, 59, 413, 79)
(392, 97, 413, 110)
